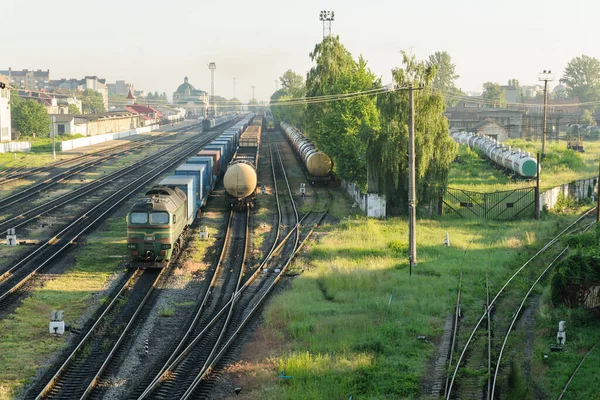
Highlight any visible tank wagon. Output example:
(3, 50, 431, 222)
(450, 131, 538, 178)
(223, 120, 261, 209)
(280, 122, 332, 182)
(126, 114, 255, 267)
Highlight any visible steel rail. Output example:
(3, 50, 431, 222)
(446, 208, 596, 399)
(135, 143, 286, 400)
(490, 220, 597, 399)
(0, 123, 198, 186)
(0, 130, 204, 234)
(0, 123, 236, 303)
(557, 340, 600, 400)
(179, 141, 301, 398)
(36, 268, 165, 399)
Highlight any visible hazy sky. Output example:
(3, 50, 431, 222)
(3, 0, 598, 102)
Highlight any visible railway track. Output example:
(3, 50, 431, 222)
(0, 122, 239, 318)
(0, 124, 200, 211)
(445, 208, 597, 399)
(35, 268, 163, 399)
(0, 123, 196, 186)
(0, 128, 206, 234)
(134, 138, 308, 399)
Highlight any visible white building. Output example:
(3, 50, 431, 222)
(0, 75, 11, 142)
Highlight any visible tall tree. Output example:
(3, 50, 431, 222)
(482, 82, 506, 107)
(426, 51, 464, 105)
(270, 69, 306, 128)
(560, 55, 600, 109)
(11, 91, 51, 138)
(68, 104, 80, 115)
(365, 51, 457, 212)
(81, 89, 105, 114)
(305, 36, 380, 188)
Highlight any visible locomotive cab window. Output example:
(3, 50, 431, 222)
(130, 212, 148, 224)
(150, 212, 169, 224)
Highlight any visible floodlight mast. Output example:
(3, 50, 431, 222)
(319, 10, 335, 38)
(208, 62, 216, 117)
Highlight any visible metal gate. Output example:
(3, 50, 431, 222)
(440, 187, 536, 219)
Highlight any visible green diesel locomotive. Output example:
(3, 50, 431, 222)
(126, 186, 188, 267)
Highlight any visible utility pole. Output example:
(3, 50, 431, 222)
(597, 157, 600, 222)
(408, 84, 423, 274)
(539, 70, 554, 158)
(233, 77, 236, 99)
(52, 115, 56, 160)
(251, 86, 255, 101)
(275, 80, 279, 92)
(319, 10, 334, 38)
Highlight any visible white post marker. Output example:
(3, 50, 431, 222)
(557, 320, 566, 345)
(49, 310, 65, 335)
(444, 232, 450, 246)
(6, 228, 17, 246)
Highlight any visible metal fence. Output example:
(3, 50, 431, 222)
(440, 187, 536, 219)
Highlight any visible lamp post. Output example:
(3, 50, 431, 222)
(539, 70, 554, 158)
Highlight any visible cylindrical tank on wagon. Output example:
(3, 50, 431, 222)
(305, 152, 332, 177)
(223, 162, 257, 198)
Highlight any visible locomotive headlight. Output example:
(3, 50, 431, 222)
(127, 244, 137, 249)
(161, 244, 172, 249)
(144, 235, 155, 241)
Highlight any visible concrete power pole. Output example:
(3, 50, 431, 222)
(233, 77, 236, 99)
(408, 86, 418, 274)
(539, 70, 554, 158)
(251, 86, 256, 101)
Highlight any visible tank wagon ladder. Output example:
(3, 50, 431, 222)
(445, 207, 597, 399)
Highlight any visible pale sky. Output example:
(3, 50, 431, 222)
(3, 0, 597, 102)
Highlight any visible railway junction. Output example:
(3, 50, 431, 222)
(1, 113, 599, 400)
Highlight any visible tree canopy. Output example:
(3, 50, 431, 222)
(304, 36, 380, 188)
(560, 55, 600, 109)
(11, 91, 51, 138)
(482, 82, 506, 106)
(81, 89, 105, 114)
(426, 51, 464, 105)
(270, 70, 306, 129)
(365, 51, 457, 210)
(68, 104, 80, 115)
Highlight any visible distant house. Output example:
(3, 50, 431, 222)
(124, 105, 162, 126)
(0, 74, 11, 142)
(0, 68, 50, 91)
(72, 112, 140, 136)
(468, 119, 509, 142)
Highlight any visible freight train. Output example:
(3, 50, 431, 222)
(126, 114, 254, 267)
(280, 122, 332, 183)
(223, 114, 262, 208)
(450, 131, 539, 179)
(202, 114, 238, 131)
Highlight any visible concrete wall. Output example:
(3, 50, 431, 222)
(60, 124, 159, 151)
(480, 124, 509, 142)
(0, 87, 11, 142)
(342, 180, 387, 218)
(0, 141, 31, 153)
(540, 177, 597, 210)
(74, 115, 139, 136)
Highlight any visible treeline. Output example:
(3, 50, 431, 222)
(271, 36, 457, 212)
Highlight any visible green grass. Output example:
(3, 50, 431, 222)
(246, 203, 581, 399)
(449, 139, 600, 192)
(0, 218, 125, 400)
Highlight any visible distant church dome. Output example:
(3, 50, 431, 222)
(176, 76, 196, 93)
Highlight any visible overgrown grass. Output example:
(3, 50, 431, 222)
(248, 207, 579, 399)
(449, 139, 600, 192)
(0, 219, 125, 400)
